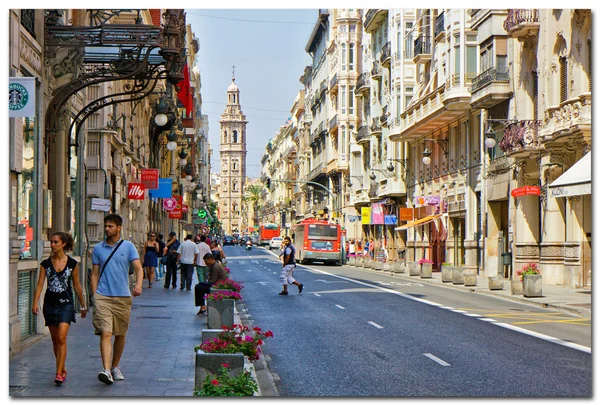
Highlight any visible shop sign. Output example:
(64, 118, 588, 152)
(168, 196, 183, 219)
(141, 169, 159, 190)
(416, 205, 434, 219)
(384, 215, 397, 225)
(163, 197, 177, 211)
(361, 207, 371, 224)
(149, 178, 173, 199)
(371, 203, 384, 224)
(511, 186, 541, 198)
(182, 204, 189, 213)
(91, 198, 112, 212)
(127, 183, 145, 200)
(413, 195, 441, 207)
(399, 208, 414, 222)
(9, 77, 35, 117)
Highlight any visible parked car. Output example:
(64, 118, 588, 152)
(223, 236, 235, 246)
(269, 237, 283, 250)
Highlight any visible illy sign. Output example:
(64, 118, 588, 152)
(127, 183, 145, 200)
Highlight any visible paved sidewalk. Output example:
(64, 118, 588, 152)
(342, 262, 592, 317)
(10, 276, 206, 397)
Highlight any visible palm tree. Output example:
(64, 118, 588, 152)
(244, 184, 263, 229)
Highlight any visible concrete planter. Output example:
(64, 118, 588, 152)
(464, 273, 477, 286)
(356, 256, 363, 267)
(408, 261, 420, 276)
(393, 261, 405, 273)
(523, 274, 543, 297)
(383, 263, 392, 271)
(207, 299, 235, 329)
(452, 267, 464, 284)
(348, 257, 356, 266)
(441, 266, 453, 283)
(488, 276, 504, 290)
(374, 261, 383, 270)
(195, 349, 244, 389)
(363, 257, 370, 268)
(420, 263, 433, 278)
(511, 279, 523, 295)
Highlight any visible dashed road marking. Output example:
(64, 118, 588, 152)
(313, 293, 321, 297)
(479, 318, 497, 322)
(368, 321, 384, 329)
(451, 310, 467, 313)
(424, 353, 450, 367)
(335, 305, 345, 310)
(464, 313, 482, 317)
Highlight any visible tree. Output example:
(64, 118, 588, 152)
(244, 184, 263, 228)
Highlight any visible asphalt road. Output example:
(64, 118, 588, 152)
(224, 245, 592, 397)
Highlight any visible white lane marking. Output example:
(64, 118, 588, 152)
(451, 310, 467, 313)
(255, 281, 269, 286)
(375, 281, 392, 286)
(424, 353, 451, 367)
(464, 313, 482, 317)
(440, 306, 454, 310)
(272, 272, 277, 275)
(313, 293, 321, 297)
(238, 261, 246, 264)
(479, 318, 497, 322)
(494, 323, 592, 354)
(335, 305, 345, 310)
(315, 279, 349, 284)
(368, 321, 384, 329)
(261, 248, 589, 353)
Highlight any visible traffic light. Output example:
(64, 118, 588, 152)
(265, 178, 271, 189)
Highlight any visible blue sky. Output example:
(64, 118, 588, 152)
(186, 9, 317, 178)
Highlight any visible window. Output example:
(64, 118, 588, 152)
(341, 85, 347, 115)
(348, 86, 354, 115)
(405, 87, 414, 109)
(341, 43, 347, 71)
(404, 22, 414, 59)
(340, 126, 346, 155)
(223, 130, 228, 143)
(233, 130, 238, 143)
(560, 56, 568, 102)
(18, 116, 36, 260)
(467, 46, 477, 79)
(349, 43, 355, 71)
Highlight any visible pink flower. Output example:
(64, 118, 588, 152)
(211, 379, 219, 386)
(221, 363, 229, 368)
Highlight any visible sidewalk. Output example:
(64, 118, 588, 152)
(10, 278, 206, 397)
(342, 262, 592, 317)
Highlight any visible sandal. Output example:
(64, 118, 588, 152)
(54, 373, 65, 385)
(197, 307, 207, 316)
(62, 370, 67, 381)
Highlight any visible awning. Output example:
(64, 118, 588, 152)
(394, 214, 443, 230)
(549, 152, 591, 198)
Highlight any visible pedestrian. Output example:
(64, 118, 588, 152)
(210, 241, 222, 263)
(156, 234, 166, 281)
(177, 234, 199, 291)
(90, 213, 143, 385)
(142, 232, 159, 288)
(279, 236, 303, 296)
(345, 240, 350, 261)
(196, 253, 229, 315)
(32, 231, 87, 385)
(349, 239, 356, 257)
(164, 232, 180, 289)
(195, 235, 212, 283)
(369, 238, 375, 259)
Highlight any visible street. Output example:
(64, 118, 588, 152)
(227, 245, 592, 397)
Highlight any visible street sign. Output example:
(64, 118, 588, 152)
(201, 225, 209, 235)
(127, 183, 145, 200)
(163, 197, 177, 211)
(90, 198, 111, 212)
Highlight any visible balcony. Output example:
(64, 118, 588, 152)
(503, 9, 539, 39)
(380, 105, 389, 127)
(355, 125, 370, 145)
(307, 162, 326, 181)
(355, 73, 371, 96)
(435, 12, 445, 39)
(329, 114, 338, 133)
(364, 9, 388, 33)
(371, 61, 382, 80)
(470, 67, 512, 109)
(540, 93, 592, 142)
(352, 188, 370, 206)
(319, 79, 327, 96)
(413, 36, 432, 64)
(380, 41, 391, 68)
(370, 117, 382, 135)
(444, 73, 476, 111)
(498, 121, 543, 158)
(329, 73, 338, 94)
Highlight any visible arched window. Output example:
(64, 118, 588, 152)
(223, 131, 228, 143)
(233, 94, 236, 103)
(233, 130, 238, 143)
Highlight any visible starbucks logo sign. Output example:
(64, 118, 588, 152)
(9, 83, 29, 111)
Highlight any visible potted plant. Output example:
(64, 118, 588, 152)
(419, 258, 433, 278)
(194, 363, 258, 396)
(408, 261, 420, 276)
(441, 262, 454, 283)
(206, 291, 243, 329)
(517, 262, 542, 297)
(212, 279, 244, 294)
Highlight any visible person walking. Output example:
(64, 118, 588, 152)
(196, 253, 229, 315)
(142, 232, 159, 288)
(279, 236, 303, 296)
(369, 238, 375, 259)
(195, 235, 212, 283)
(156, 234, 166, 281)
(348, 239, 356, 258)
(32, 232, 87, 385)
(164, 232, 180, 289)
(177, 234, 199, 291)
(90, 214, 143, 385)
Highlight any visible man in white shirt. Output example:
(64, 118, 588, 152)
(195, 235, 212, 282)
(177, 234, 199, 291)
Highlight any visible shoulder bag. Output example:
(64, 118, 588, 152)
(98, 240, 125, 281)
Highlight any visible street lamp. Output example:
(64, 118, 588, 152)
(422, 147, 432, 165)
(421, 137, 448, 165)
(387, 158, 408, 172)
(178, 150, 188, 166)
(154, 98, 169, 127)
(369, 168, 389, 180)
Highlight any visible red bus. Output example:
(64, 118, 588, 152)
(292, 219, 342, 266)
(258, 223, 280, 246)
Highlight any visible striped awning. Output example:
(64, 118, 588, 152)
(394, 213, 443, 230)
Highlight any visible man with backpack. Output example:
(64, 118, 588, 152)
(278, 236, 304, 296)
(164, 232, 181, 289)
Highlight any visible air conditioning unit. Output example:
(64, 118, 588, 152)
(124, 156, 132, 165)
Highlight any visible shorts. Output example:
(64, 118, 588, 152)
(92, 294, 133, 336)
(280, 265, 296, 285)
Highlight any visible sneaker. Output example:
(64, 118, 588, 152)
(279, 291, 288, 296)
(98, 370, 114, 385)
(298, 284, 304, 294)
(111, 367, 124, 381)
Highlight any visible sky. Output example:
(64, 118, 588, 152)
(185, 9, 317, 178)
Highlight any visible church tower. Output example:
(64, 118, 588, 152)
(219, 70, 247, 235)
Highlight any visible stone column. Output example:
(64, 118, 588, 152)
(513, 159, 540, 271)
(48, 108, 70, 234)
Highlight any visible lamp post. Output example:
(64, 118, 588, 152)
(421, 137, 448, 165)
(369, 168, 390, 180)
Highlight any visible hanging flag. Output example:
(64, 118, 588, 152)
(176, 62, 193, 115)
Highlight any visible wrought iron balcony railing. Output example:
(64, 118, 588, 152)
(414, 36, 432, 56)
(503, 9, 539, 32)
(498, 120, 543, 155)
(21, 9, 36, 38)
(371, 61, 382, 79)
(470, 67, 510, 93)
(329, 114, 338, 130)
(380, 41, 391, 66)
(355, 73, 371, 94)
(364, 9, 378, 29)
(355, 125, 370, 143)
(435, 12, 444, 38)
(329, 73, 338, 90)
(370, 117, 382, 134)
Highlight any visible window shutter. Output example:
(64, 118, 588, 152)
(560, 56, 568, 103)
(18, 271, 34, 339)
(588, 40, 592, 92)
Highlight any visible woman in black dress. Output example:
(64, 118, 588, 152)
(143, 232, 160, 287)
(32, 232, 87, 385)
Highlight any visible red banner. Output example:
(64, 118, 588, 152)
(182, 204, 189, 213)
(141, 169, 159, 190)
(127, 183, 145, 200)
(168, 196, 183, 219)
(399, 208, 414, 222)
(511, 186, 541, 198)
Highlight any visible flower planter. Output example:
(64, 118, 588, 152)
(523, 274, 542, 297)
(420, 263, 433, 278)
(452, 267, 464, 284)
(464, 273, 477, 286)
(488, 276, 504, 290)
(195, 349, 244, 390)
(207, 299, 235, 329)
(356, 256, 363, 267)
(441, 266, 453, 282)
(363, 257, 370, 268)
(510, 279, 523, 295)
(394, 261, 406, 273)
(383, 263, 392, 271)
(374, 261, 384, 270)
(408, 261, 420, 276)
(348, 257, 356, 266)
